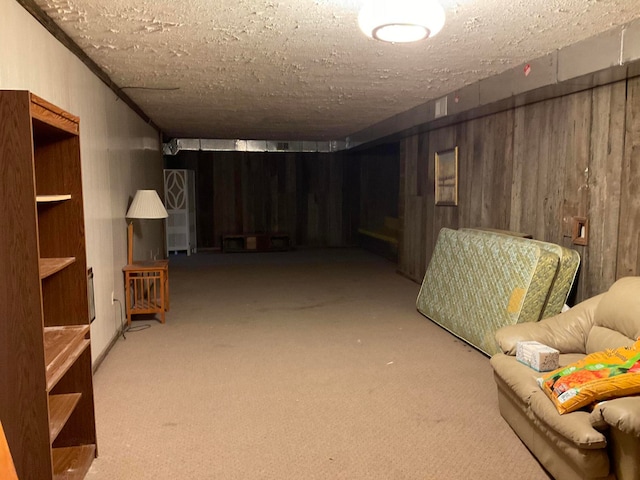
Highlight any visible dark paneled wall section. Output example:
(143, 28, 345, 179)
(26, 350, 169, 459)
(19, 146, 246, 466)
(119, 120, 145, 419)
(165, 76, 640, 303)
(359, 143, 400, 230)
(399, 77, 640, 302)
(165, 151, 361, 250)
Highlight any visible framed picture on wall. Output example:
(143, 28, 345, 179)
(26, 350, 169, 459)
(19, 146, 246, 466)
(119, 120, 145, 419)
(435, 147, 459, 206)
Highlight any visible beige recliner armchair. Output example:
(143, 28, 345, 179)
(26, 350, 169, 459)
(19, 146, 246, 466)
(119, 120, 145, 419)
(490, 276, 640, 480)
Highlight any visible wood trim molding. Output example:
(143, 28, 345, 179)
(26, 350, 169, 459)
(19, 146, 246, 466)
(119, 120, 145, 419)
(15, 0, 161, 134)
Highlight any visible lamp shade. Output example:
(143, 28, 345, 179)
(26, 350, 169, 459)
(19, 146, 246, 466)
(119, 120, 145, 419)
(358, 0, 446, 43)
(126, 189, 168, 219)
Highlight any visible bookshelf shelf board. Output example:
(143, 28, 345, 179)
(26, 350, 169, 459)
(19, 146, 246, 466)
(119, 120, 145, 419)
(39, 258, 76, 279)
(49, 394, 82, 443)
(44, 326, 90, 392)
(37, 195, 72, 203)
(52, 445, 95, 480)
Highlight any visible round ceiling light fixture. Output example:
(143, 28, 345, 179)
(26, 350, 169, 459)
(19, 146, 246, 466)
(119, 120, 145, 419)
(358, 0, 446, 43)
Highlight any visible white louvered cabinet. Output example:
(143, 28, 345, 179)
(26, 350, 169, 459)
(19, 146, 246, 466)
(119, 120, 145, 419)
(164, 169, 197, 255)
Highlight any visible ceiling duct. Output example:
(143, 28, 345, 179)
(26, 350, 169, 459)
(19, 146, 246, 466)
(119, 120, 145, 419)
(163, 138, 347, 155)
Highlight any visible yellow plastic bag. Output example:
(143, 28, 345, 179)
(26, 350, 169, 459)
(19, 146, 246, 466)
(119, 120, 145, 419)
(538, 339, 640, 414)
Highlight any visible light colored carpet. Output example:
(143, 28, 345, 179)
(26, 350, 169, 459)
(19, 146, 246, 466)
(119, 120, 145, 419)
(87, 248, 550, 479)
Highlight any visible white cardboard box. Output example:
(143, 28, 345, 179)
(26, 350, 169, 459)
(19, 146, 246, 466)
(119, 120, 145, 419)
(516, 341, 559, 372)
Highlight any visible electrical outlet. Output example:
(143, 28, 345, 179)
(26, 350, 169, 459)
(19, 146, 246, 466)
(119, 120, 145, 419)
(571, 216, 589, 246)
(111, 291, 115, 304)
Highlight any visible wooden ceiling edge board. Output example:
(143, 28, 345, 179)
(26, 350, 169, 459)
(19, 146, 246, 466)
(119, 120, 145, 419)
(15, 0, 162, 135)
(348, 64, 640, 152)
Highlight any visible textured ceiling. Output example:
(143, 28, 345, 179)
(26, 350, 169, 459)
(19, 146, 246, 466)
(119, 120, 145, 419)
(32, 0, 640, 140)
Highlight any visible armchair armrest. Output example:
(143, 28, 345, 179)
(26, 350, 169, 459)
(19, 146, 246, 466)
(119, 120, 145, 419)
(495, 294, 604, 355)
(590, 397, 640, 437)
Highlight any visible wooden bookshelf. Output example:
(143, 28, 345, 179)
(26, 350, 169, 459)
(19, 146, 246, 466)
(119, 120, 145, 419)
(30, 94, 79, 135)
(0, 90, 96, 480)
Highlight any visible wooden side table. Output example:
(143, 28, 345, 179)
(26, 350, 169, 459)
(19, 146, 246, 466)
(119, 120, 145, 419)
(123, 260, 170, 325)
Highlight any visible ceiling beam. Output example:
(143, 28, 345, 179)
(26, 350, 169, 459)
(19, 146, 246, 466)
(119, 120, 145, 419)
(15, 0, 161, 134)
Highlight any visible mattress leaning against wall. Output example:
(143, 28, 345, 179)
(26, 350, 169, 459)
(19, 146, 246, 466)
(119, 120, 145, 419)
(461, 228, 580, 320)
(416, 228, 579, 355)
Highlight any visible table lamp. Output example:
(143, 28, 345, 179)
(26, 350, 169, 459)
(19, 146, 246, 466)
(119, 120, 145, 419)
(125, 189, 168, 264)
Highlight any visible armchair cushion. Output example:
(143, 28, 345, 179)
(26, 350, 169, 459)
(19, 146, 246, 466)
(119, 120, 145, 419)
(528, 390, 607, 448)
(593, 277, 640, 343)
(490, 353, 541, 402)
(495, 294, 602, 355)
(586, 325, 636, 354)
(590, 396, 640, 436)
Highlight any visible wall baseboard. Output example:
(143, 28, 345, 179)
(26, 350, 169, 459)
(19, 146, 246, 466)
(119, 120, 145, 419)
(92, 330, 121, 374)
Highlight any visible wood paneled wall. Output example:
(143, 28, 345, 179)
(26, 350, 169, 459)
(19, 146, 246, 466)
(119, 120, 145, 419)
(399, 78, 639, 302)
(165, 150, 359, 249)
(359, 143, 400, 229)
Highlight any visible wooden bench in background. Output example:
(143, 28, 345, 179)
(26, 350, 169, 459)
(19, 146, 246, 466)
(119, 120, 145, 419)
(358, 217, 399, 260)
(222, 233, 291, 253)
